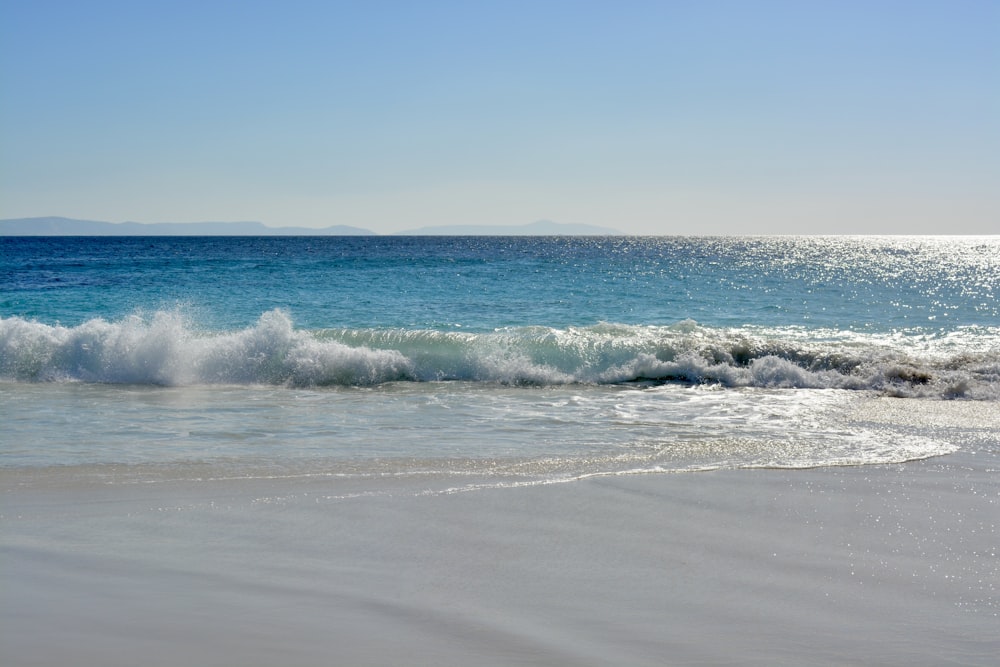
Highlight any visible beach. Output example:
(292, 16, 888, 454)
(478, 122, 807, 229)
(3, 448, 997, 667)
(4, 0, 999, 659)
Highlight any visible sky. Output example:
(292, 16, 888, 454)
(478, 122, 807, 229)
(1, 0, 997, 235)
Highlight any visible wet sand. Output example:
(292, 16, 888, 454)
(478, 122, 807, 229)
(2, 451, 998, 666)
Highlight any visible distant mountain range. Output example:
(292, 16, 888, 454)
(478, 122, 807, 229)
(392, 220, 621, 235)
(0, 217, 374, 236)
(0, 217, 623, 236)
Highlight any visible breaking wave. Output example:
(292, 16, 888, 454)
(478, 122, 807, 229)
(2, 310, 998, 399)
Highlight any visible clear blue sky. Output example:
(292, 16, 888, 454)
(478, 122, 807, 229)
(2, 0, 997, 234)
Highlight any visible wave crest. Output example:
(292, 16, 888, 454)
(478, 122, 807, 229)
(2, 310, 997, 398)
(0, 310, 415, 387)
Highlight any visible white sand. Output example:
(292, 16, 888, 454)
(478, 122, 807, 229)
(2, 452, 998, 666)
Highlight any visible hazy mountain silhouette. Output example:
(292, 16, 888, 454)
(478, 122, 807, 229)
(393, 220, 622, 235)
(2, 217, 623, 236)
(0, 217, 375, 236)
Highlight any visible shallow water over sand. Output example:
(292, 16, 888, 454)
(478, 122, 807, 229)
(4, 382, 987, 488)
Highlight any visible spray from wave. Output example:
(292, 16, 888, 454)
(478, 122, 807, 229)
(1, 310, 997, 398)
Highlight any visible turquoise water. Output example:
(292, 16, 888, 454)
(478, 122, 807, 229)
(2, 236, 998, 483)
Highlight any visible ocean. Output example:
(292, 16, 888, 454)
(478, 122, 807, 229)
(2, 235, 998, 489)
(4, 235, 1000, 666)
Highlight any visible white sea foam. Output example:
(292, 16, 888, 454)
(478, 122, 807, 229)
(2, 310, 998, 399)
(0, 310, 414, 386)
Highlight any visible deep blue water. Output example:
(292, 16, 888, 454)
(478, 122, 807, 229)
(4, 235, 997, 332)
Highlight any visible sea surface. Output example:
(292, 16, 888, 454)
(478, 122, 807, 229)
(2, 235, 998, 493)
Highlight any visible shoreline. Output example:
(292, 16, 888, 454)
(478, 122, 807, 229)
(2, 450, 997, 666)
